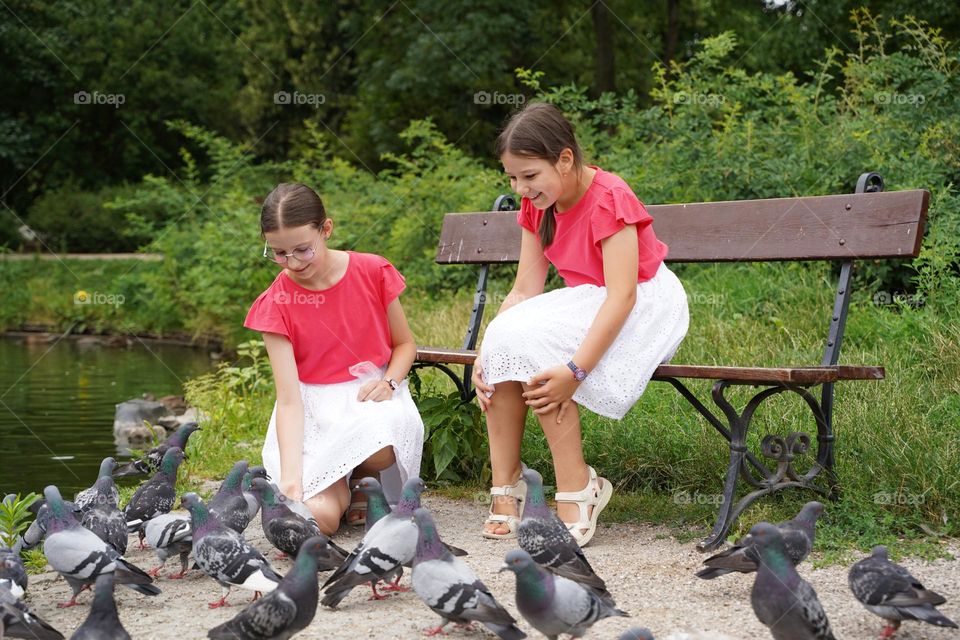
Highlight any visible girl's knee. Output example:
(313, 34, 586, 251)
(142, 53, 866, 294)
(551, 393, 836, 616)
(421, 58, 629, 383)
(304, 494, 343, 536)
(361, 445, 396, 471)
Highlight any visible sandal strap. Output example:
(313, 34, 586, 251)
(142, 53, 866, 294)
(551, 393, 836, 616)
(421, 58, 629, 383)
(484, 513, 518, 524)
(554, 466, 602, 525)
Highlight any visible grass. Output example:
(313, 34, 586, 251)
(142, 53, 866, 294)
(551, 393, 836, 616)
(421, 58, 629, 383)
(5, 257, 958, 564)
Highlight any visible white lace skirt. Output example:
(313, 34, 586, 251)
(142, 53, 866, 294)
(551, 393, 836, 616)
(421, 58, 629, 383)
(261, 377, 424, 503)
(480, 263, 689, 419)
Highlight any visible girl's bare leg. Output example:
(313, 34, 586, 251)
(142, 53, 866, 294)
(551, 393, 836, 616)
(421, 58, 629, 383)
(347, 445, 397, 523)
(304, 478, 350, 536)
(483, 380, 529, 535)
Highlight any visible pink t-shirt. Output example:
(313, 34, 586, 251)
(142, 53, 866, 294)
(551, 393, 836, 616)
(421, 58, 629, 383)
(517, 167, 668, 287)
(243, 251, 406, 384)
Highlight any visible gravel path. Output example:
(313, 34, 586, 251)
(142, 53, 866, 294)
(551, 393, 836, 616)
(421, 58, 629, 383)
(22, 495, 959, 639)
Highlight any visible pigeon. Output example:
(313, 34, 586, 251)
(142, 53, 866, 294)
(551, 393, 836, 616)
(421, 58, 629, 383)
(0, 547, 27, 598)
(355, 477, 392, 533)
(697, 502, 823, 579)
(517, 468, 613, 604)
(181, 492, 283, 608)
(15, 499, 81, 553)
(749, 522, 835, 640)
(209, 461, 256, 534)
(412, 508, 525, 639)
(143, 513, 193, 579)
(250, 477, 348, 568)
(0, 581, 64, 640)
(849, 545, 957, 638)
(124, 446, 184, 541)
(242, 466, 269, 521)
(618, 629, 655, 640)
(80, 476, 128, 554)
(69, 573, 131, 640)
(40, 485, 160, 608)
(500, 548, 627, 639)
(74, 457, 120, 512)
(207, 535, 329, 640)
(321, 478, 427, 606)
(113, 421, 200, 478)
(270, 482, 314, 523)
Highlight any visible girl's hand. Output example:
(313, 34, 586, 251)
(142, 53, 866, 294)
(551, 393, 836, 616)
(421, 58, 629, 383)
(279, 477, 303, 502)
(472, 357, 494, 412)
(358, 379, 393, 402)
(523, 365, 580, 421)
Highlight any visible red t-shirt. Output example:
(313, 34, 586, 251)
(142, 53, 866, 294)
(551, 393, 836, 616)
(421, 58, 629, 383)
(243, 251, 406, 384)
(517, 167, 668, 287)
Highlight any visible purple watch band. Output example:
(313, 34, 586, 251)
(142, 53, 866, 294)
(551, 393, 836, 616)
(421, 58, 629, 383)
(566, 360, 588, 381)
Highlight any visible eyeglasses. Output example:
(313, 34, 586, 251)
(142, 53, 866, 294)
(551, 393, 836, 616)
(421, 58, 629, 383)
(262, 233, 321, 265)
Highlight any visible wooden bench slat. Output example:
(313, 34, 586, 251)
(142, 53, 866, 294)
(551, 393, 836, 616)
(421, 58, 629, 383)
(415, 347, 885, 384)
(435, 190, 929, 264)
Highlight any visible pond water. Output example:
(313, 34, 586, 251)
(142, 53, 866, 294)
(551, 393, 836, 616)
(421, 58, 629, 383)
(0, 335, 214, 497)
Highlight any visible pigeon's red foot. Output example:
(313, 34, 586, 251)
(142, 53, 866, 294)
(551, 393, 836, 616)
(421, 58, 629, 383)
(879, 624, 899, 639)
(147, 566, 162, 577)
(275, 552, 289, 561)
(207, 596, 230, 609)
(366, 583, 391, 600)
(56, 596, 81, 609)
(381, 581, 410, 593)
(423, 626, 448, 637)
(168, 570, 188, 580)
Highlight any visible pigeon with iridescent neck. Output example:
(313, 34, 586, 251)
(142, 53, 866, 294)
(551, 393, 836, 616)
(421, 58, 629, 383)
(518, 468, 613, 604)
(413, 508, 525, 639)
(113, 422, 200, 478)
(749, 522, 835, 639)
(181, 492, 282, 608)
(697, 502, 823, 580)
(69, 573, 131, 640)
(849, 545, 957, 638)
(80, 476, 127, 554)
(74, 457, 120, 512)
(250, 477, 347, 568)
(355, 477, 391, 533)
(209, 461, 255, 534)
(207, 536, 329, 640)
(500, 549, 626, 639)
(123, 447, 184, 540)
(41, 485, 160, 608)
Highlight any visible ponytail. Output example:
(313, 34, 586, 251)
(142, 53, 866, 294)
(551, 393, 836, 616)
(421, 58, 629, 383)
(538, 205, 557, 247)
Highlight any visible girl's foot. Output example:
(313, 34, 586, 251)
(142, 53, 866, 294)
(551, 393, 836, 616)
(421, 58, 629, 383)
(482, 472, 527, 539)
(554, 465, 612, 547)
(346, 490, 366, 526)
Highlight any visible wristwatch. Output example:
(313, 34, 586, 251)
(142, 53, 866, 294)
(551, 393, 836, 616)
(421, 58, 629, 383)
(385, 378, 399, 391)
(566, 360, 588, 381)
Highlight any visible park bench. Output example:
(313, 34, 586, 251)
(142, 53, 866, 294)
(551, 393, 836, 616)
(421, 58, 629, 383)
(414, 172, 929, 551)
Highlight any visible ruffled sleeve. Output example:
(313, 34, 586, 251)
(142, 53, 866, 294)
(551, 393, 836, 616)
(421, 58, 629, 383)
(590, 186, 654, 246)
(380, 260, 406, 308)
(517, 197, 542, 234)
(243, 286, 291, 338)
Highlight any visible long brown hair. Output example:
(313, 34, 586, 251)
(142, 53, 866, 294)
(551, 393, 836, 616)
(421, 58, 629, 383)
(495, 102, 583, 247)
(260, 183, 326, 234)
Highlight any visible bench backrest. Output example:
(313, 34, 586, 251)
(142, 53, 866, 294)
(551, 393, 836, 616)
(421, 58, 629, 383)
(435, 189, 929, 264)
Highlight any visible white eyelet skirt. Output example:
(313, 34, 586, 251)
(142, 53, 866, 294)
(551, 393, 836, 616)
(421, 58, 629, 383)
(479, 263, 690, 419)
(261, 377, 424, 504)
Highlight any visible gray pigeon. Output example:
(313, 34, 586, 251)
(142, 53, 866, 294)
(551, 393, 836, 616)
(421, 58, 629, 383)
(123, 446, 185, 544)
(80, 476, 128, 554)
(500, 549, 627, 639)
(270, 482, 314, 523)
(321, 477, 425, 606)
(697, 502, 823, 579)
(518, 469, 613, 604)
(16, 499, 80, 554)
(207, 535, 328, 640)
(0, 581, 64, 639)
(412, 508, 525, 640)
(113, 421, 200, 478)
(181, 492, 283, 608)
(242, 466, 269, 521)
(618, 629, 655, 640)
(355, 477, 392, 533)
(74, 457, 120, 512)
(849, 545, 957, 638)
(749, 522, 835, 640)
(0, 547, 27, 599)
(209, 461, 256, 534)
(69, 573, 131, 640)
(143, 513, 192, 579)
(40, 485, 160, 608)
(249, 478, 348, 568)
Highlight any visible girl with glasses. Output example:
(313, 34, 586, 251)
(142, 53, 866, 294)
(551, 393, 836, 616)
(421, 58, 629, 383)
(244, 183, 424, 535)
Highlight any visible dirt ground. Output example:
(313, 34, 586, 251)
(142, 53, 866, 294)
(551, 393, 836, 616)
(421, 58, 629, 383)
(21, 495, 959, 639)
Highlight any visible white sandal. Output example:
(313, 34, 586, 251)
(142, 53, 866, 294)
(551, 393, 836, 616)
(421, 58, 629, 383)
(555, 465, 612, 547)
(481, 472, 528, 540)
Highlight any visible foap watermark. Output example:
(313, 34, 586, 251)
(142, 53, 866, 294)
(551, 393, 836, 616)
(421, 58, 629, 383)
(74, 290, 125, 307)
(74, 90, 125, 109)
(673, 91, 724, 107)
(474, 90, 526, 107)
(874, 92, 926, 106)
(274, 90, 326, 107)
(687, 291, 726, 307)
(673, 491, 724, 506)
(273, 290, 326, 307)
(873, 490, 925, 506)
(873, 291, 923, 307)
